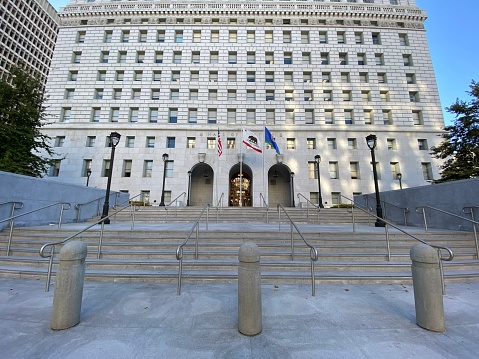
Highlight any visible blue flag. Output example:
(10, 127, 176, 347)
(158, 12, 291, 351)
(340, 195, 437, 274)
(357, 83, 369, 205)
(265, 127, 280, 154)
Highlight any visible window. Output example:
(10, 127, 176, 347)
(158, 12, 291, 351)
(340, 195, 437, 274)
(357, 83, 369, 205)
(208, 109, 217, 124)
(69, 71, 78, 81)
(344, 110, 354, 125)
(190, 71, 199, 81)
(146, 137, 155, 148)
(399, 33, 409, 46)
(265, 30, 273, 43)
(49, 160, 61, 177)
(54, 136, 65, 147)
(229, 30, 237, 43)
(329, 162, 339, 179)
(169, 109, 178, 123)
(327, 138, 337, 150)
(348, 138, 357, 150)
(341, 73, 350, 83)
(86, 136, 96, 147)
(323, 90, 332, 102)
(380, 91, 390, 102)
(188, 109, 197, 123)
(157, 30, 165, 43)
(283, 31, 291, 43)
(139, 30, 147, 43)
(132, 89, 141, 100)
(155, 51, 163, 64)
(305, 109, 314, 124)
(364, 110, 373, 125)
(134, 71, 143, 81)
(166, 161, 173, 178)
(325, 110, 334, 125)
(337, 31, 345, 44)
(266, 72, 275, 83)
(247, 72, 255, 83)
(151, 89, 160, 100)
(97, 71, 106, 81)
(359, 72, 368, 83)
(121, 30, 130, 43)
(123, 160, 132, 177)
(187, 137, 196, 148)
(361, 91, 371, 102)
(383, 110, 392, 125)
(406, 73, 416, 84)
(247, 90, 256, 101)
(246, 109, 256, 124)
(320, 53, 329, 65)
(308, 162, 317, 179)
(319, 31, 327, 44)
(301, 31, 310, 44)
(304, 90, 313, 101)
(284, 52, 292, 65)
(390, 162, 400, 180)
(126, 136, 135, 148)
(377, 73, 387, 83)
(355, 32, 363, 44)
(95, 89, 103, 100)
(265, 52, 274, 65)
(61, 108, 71, 122)
(170, 89, 180, 101)
(421, 162, 434, 181)
(322, 73, 331, 83)
(285, 90, 294, 101)
(331, 192, 341, 205)
(104, 31, 112, 43)
(143, 160, 153, 177)
(418, 139, 428, 151)
(73, 52, 81, 64)
(208, 89, 217, 100)
(303, 72, 312, 83)
(76, 31, 86, 43)
(266, 90, 275, 101)
(403, 54, 413, 66)
(175, 30, 183, 43)
(191, 51, 200, 64)
(375, 53, 384, 65)
(91, 108, 101, 122)
(115, 71, 124, 81)
(285, 72, 293, 83)
(342, 91, 352, 102)
(409, 92, 420, 102)
(172, 51, 182, 64)
(387, 139, 397, 151)
(227, 138, 236, 149)
(247, 31, 255, 43)
(211, 30, 219, 43)
(372, 33, 381, 45)
(266, 109, 275, 125)
(207, 137, 216, 149)
(149, 108, 158, 123)
(82, 159, 92, 177)
(209, 71, 218, 83)
(171, 71, 180, 82)
(189, 89, 198, 101)
(227, 109, 236, 124)
(65, 89, 75, 100)
(129, 108, 138, 123)
(285, 109, 295, 124)
(167, 137, 176, 148)
(302, 52, 311, 65)
(193, 30, 201, 43)
(137, 51, 145, 63)
(307, 138, 316, 150)
(339, 53, 348, 65)
(209, 51, 218, 64)
(102, 160, 110, 177)
(357, 53, 366, 66)
(370, 162, 381, 180)
(287, 138, 296, 150)
(227, 90, 236, 101)
(413, 111, 423, 125)
(350, 162, 360, 179)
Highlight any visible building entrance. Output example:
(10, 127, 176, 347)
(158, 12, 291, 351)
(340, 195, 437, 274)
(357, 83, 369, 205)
(189, 163, 213, 206)
(229, 163, 253, 207)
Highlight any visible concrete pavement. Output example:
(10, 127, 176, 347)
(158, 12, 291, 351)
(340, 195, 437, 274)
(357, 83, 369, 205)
(1, 278, 478, 358)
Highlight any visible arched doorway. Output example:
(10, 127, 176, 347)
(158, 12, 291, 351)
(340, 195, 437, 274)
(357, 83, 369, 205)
(189, 163, 214, 206)
(229, 163, 253, 207)
(268, 164, 292, 207)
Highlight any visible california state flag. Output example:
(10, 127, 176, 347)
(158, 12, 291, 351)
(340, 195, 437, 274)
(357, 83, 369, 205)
(242, 128, 262, 153)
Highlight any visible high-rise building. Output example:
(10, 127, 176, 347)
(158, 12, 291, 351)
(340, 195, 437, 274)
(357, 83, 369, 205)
(0, 0, 59, 84)
(43, 0, 444, 207)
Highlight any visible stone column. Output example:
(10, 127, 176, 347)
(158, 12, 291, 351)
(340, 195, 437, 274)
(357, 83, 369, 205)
(51, 241, 87, 330)
(410, 243, 445, 332)
(238, 242, 262, 335)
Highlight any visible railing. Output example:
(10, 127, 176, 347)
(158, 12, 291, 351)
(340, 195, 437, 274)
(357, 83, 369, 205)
(416, 205, 479, 259)
(259, 193, 269, 223)
(463, 206, 478, 259)
(0, 201, 24, 255)
(75, 196, 104, 223)
(341, 195, 453, 294)
(1, 202, 71, 256)
(216, 192, 224, 207)
(277, 204, 319, 296)
(175, 204, 210, 295)
(165, 192, 187, 221)
(363, 194, 409, 225)
(296, 193, 321, 222)
(39, 203, 136, 292)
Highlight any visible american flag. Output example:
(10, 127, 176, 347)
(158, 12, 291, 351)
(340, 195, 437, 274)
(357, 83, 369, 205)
(217, 128, 223, 156)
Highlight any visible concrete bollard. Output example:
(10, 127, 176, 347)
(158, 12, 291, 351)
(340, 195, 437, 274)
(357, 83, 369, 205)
(410, 243, 445, 332)
(51, 241, 87, 331)
(238, 242, 262, 336)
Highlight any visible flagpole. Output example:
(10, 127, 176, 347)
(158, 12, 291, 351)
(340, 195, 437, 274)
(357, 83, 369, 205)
(262, 127, 266, 208)
(240, 128, 243, 207)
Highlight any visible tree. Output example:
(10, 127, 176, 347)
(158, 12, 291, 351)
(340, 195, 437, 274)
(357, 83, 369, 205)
(0, 65, 55, 177)
(431, 80, 479, 183)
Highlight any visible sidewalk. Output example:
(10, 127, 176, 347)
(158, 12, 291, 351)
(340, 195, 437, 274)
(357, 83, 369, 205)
(1, 278, 478, 358)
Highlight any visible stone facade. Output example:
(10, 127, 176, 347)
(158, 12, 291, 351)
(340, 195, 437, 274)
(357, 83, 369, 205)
(42, 0, 444, 207)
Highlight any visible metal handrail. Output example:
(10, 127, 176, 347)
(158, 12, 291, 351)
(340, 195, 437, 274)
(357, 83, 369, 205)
(277, 204, 319, 296)
(175, 204, 210, 295)
(75, 196, 105, 223)
(39, 203, 136, 292)
(463, 206, 478, 259)
(297, 193, 321, 223)
(341, 195, 453, 294)
(0, 202, 24, 256)
(416, 205, 479, 259)
(164, 192, 187, 221)
(363, 194, 409, 225)
(216, 192, 224, 207)
(1, 202, 71, 256)
(259, 193, 269, 223)
(167, 192, 187, 207)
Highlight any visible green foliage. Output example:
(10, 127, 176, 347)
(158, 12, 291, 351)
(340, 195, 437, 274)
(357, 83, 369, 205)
(431, 80, 479, 183)
(0, 66, 55, 177)
(330, 204, 353, 208)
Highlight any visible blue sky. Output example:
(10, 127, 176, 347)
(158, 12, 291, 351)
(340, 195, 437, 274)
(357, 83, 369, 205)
(49, 0, 478, 126)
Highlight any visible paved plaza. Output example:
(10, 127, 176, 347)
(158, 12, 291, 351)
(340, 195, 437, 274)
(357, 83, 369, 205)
(1, 278, 478, 358)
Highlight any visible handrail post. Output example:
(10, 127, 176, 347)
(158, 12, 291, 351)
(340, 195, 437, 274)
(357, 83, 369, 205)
(177, 253, 183, 295)
(58, 204, 67, 229)
(6, 203, 16, 256)
(290, 223, 294, 261)
(76, 205, 81, 223)
(437, 249, 446, 295)
(278, 205, 281, 231)
(45, 246, 55, 292)
(469, 209, 478, 259)
(421, 208, 428, 233)
(403, 209, 408, 226)
(311, 259, 316, 297)
(98, 221, 105, 259)
(195, 224, 199, 260)
(131, 205, 135, 230)
(352, 201, 356, 233)
(206, 205, 209, 231)
(385, 224, 391, 261)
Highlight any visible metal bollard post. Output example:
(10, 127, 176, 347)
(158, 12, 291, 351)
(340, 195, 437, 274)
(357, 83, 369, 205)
(410, 243, 445, 332)
(238, 242, 262, 336)
(51, 241, 87, 331)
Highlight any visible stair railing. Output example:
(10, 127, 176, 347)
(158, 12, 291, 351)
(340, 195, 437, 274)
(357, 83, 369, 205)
(341, 195, 453, 294)
(259, 193, 269, 223)
(277, 204, 319, 296)
(165, 192, 187, 221)
(463, 206, 478, 259)
(1, 202, 71, 256)
(363, 194, 409, 225)
(216, 192, 224, 207)
(175, 204, 211, 295)
(75, 196, 104, 223)
(297, 193, 320, 222)
(39, 202, 137, 292)
(0, 201, 24, 255)
(416, 205, 479, 259)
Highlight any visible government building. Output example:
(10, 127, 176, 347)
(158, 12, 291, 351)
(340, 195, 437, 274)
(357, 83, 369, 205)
(42, 0, 444, 207)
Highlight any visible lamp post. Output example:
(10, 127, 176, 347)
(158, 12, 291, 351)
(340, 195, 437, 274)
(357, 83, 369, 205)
(86, 169, 92, 187)
(366, 134, 385, 227)
(290, 171, 295, 207)
(397, 172, 403, 189)
(101, 131, 121, 224)
(314, 155, 324, 208)
(187, 170, 192, 206)
(159, 153, 169, 206)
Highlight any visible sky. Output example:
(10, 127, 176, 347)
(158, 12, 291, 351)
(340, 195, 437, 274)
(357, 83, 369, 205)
(48, 0, 478, 126)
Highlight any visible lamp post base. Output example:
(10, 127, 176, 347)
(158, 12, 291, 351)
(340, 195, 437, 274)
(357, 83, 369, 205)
(375, 219, 386, 227)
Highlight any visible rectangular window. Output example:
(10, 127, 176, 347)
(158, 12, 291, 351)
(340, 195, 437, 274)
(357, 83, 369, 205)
(61, 108, 71, 122)
(169, 109, 178, 123)
(149, 108, 158, 123)
(188, 109, 197, 124)
(104, 31, 112, 43)
(208, 109, 217, 124)
(193, 30, 201, 43)
(387, 139, 397, 151)
(101, 51, 109, 63)
(191, 51, 200, 64)
(228, 71, 237, 82)
(285, 109, 294, 124)
(143, 160, 153, 177)
(283, 31, 291, 43)
(121, 30, 130, 43)
(406, 73, 416, 84)
(337, 31, 345, 44)
(342, 91, 352, 102)
(246, 109, 256, 124)
(266, 72, 274, 83)
(207, 137, 216, 150)
(134, 71, 143, 81)
(86, 136, 96, 147)
(320, 53, 329, 65)
(170, 89, 180, 100)
(308, 162, 317, 179)
(175, 30, 183, 43)
(418, 139, 429, 151)
(155, 51, 163, 64)
(151, 89, 160, 100)
(227, 138, 236, 149)
(157, 30, 165, 43)
(102, 160, 110, 177)
(126, 136, 135, 148)
(137, 51, 145, 64)
(301, 31, 310, 44)
(69, 71, 78, 81)
(329, 162, 339, 179)
(227, 90, 236, 101)
(171, 71, 180, 82)
(327, 138, 337, 150)
(319, 31, 327, 44)
(54, 136, 65, 147)
(247, 72, 255, 83)
(413, 111, 423, 125)
(364, 110, 373, 125)
(265, 52, 274, 65)
(146, 137, 155, 148)
(322, 72, 331, 83)
(97, 71, 106, 81)
(115, 71, 124, 81)
(266, 109, 275, 125)
(409, 92, 420, 102)
(123, 160, 132, 177)
(390, 162, 400, 180)
(91, 108, 101, 122)
(325, 110, 334, 124)
(173, 51, 182, 64)
(372, 33, 381, 45)
(286, 138, 296, 150)
(305, 109, 314, 124)
(189, 89, 198, 100)
(166, 161, 174, 178)
(247, 90, 256, 101)
(304, 90, 313, 101)
(323, 90, 332, 102)
(266, 90, 275, 101)
(383, 110, 392, 125)
(399, 33, 409, 46)
(302, 52, 311, 65)
(265, 30, 273, 43)
(350, 162, 360, 179)
(303, 72, 312, 83)
(355, 32, 363, 44)
(285, 90, 294, 101)
(348, 138, 357, 150)
(375, 53, 384, 65)
(139, 30, 147, 43)
(129, 108, 139, 123)
(226, 109, 236, 124)
(229, 30, 237, 43)
(284, 52, 293, 65)
(339, 53, 348, 65)
(307, 138, 316, 150)
(208, 90, 218, 100)
(211, 30, 219, 43)
(359, 72, 368, 83)
(132, 89, 141, 100)
(331, 192, 341, 205)
(403, 54, 413, 66)
(209, 71, 218, 83)
(190, 71, 199, 81)
(73, 51, 81, 64)
(187, 137, 196, 149)
(82, 159, 92, 177)
(167, 137, 176, 148)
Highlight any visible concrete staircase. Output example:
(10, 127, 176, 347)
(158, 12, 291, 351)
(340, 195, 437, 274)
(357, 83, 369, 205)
(1, 207, 478, 288)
